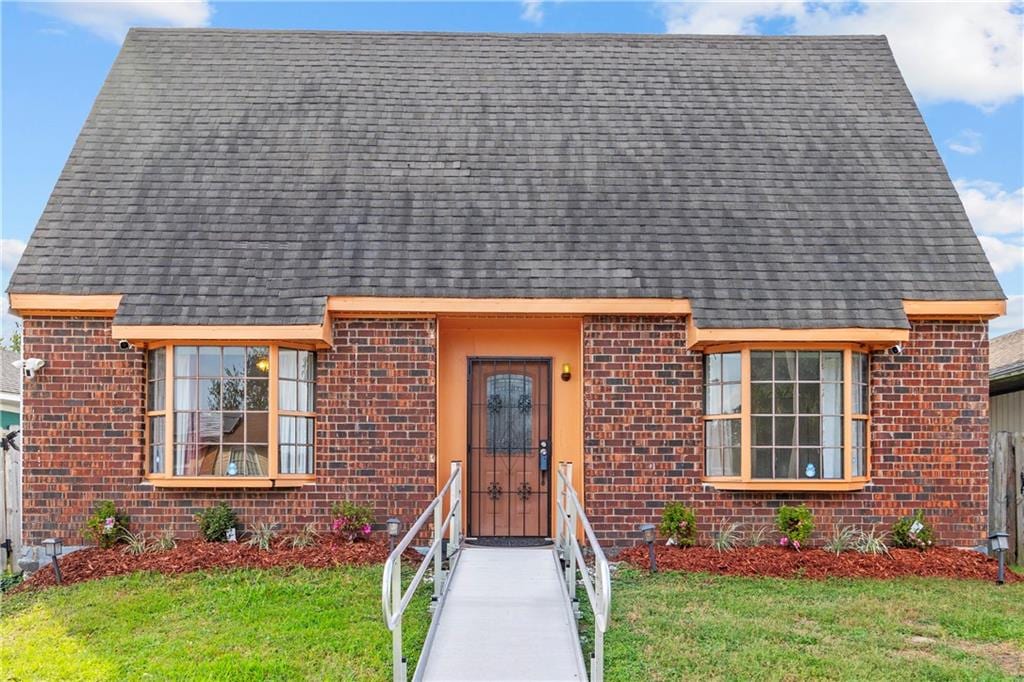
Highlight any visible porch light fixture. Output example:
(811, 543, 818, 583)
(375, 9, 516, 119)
(42, 538, 63, 585)
(387, 517, 401, 553)
(638, 523, 657, 573)
(989, 532, 1009, 585)
(560, 363, 572, 382)
(255, 355, 270, 374)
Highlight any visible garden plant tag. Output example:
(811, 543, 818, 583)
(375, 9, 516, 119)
(910, 520, 923, 534)
(226, 527, 237, 543)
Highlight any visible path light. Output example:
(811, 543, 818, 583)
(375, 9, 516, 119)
(387, 517, 401, 553)
(638, 523, 657, 573)
(42, 538, 63, 585)
(989, 532, 1009, 585)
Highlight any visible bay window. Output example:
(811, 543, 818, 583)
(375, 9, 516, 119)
(145, 343, 316, 486)
(703, 346, 870, 490)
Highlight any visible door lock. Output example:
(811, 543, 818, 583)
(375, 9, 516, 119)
(539, 439, 551, 472)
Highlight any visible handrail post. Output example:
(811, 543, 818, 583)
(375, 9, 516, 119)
(449, 460, 460, 557)
(391, 556, 404, 682)
(564, 462, 576, 601)
(554, 463, 563, 555)
(433, 502, 443, 602)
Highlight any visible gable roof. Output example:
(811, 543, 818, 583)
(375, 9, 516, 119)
(1, 349, 21, 396)
(8, 30, 1003, 328)
(991, 328, 1024, 380)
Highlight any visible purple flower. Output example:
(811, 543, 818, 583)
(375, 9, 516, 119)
(331, 518, 342, 532)
(779, 537, 789, 547)
(361, 524, 372, 535)
(103, 516, 115, 533)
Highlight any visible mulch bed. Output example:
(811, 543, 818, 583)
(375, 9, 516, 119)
(16, 538, 418, 592)
(617, 544, 1021, 582)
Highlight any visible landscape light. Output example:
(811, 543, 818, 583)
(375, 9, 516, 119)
(638, 523, 657, 573)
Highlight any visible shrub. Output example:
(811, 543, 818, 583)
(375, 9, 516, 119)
(330, 501, 374, 542)
(246, 523, 278, 551)
(823, 526, 858, 555)
(855, 526, 890, 555)
(775, 505, 814, 550)
(196, 503, 238, 542)
(122, 530, 149, 556)
(746, 525, 770, 547)
(83, 500, 130, 549)
(891, 510, 935, 550)
(153, 531, 177, 552)
(290, 523, 319, 549)
(711, 523, 742, 552)
(658, 502, 698, 547)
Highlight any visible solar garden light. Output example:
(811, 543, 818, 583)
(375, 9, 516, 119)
(387, 517, 401, 553)
(989, 532, 1009, 585)
(638, 523, 657, 573)
(42, 538, 63, 585)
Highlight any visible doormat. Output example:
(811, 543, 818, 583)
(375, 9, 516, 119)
(465, 537, 554, 548)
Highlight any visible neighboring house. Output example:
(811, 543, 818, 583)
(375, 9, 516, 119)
(0, 349, 20, 431)
(6, 31, 1006, 550)
(990, 329, 1024, 435)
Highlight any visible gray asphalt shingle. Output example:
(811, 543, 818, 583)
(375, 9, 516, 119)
(8, 30, 1004, 328)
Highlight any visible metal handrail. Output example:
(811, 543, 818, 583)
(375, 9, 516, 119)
(555, 461, 611, 682)
(382, 461, 462, 682)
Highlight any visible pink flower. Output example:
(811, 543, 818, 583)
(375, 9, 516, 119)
(792, 540, 801, 550)
(361, 524, 372, 535)
(331, 518, 342, 531)
(779, 537, 789, 546)
(103, 516, 115, 533)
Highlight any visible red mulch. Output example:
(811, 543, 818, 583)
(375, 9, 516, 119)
(617, 544, 1021, 582)
(16, 538, 419, 592)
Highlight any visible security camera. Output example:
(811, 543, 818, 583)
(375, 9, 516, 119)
(13, 358, 46, 379)
(888, 344, 904, 355)
(118, 340, 135, 351)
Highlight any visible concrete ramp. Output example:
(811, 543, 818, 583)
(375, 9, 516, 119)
(418, 546, 587, 681)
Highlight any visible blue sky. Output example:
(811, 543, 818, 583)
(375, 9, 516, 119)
(2, 1, 1022, 337)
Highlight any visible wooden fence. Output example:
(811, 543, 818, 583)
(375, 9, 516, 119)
(990, 431, 1023, 564)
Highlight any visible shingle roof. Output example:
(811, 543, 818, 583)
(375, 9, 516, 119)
(8, 30, 1003, 328)
(991, 329, 1024, 379)
(1, 349, 21, 395)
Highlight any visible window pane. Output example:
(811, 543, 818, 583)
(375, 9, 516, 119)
(199, 379, 220, 410)
(774, 383, 795, 414)
(706, 354, 721, 383)
(753, 448, 773, 478)
(751, 383, 772, 414)
(821, 383, 842, 415)
(775, 417, 796, 446)
(280, 415, 295, 444)
(855, 383, 868, 415)
(798, 384, 820, 414)
(705, 384, 721, 415)
(297, 381, 313, 412)
(246, 379, 268, 410)
(148, 348, 165, 381)
(198, 412, 220, 443)
(799, 416, 820, 446)
(705, 421, 722, 449)
(223, 347, 246, 376)
(775, 352, 796, 381)
(175, 412, 198, 445)
(799, 449, 821, 478)
(148, 379, 165, 411)
(823, 417, 843, 448)
(198, 347, 221, 377)
(280, 379, 297, 411)
(149, 416, 165, 474)
(248, 347, 270, 377)
(222, 445, 267, 476)
(175, 346, 198, 377)
(853, 420, 866, 449)
(247, 412, 269, 444)
(280, 349, 297, 380)
(726, 419, 741, 448)
(174, 379, 196, 410)
(822, 352, 842, 382)
(222, 379, 244, 411)
(775, 448, 796, 478)
(722, 353, 741, 383)
(751, 352, 772, 381)
(852, 448, 865, 477)
(721, 383, 741, 415)
(823, 448, 843, 479)
(798, 352, 820, 381)
(299, 352, 315, 382)
(753, 416, 772, 446)
(853, 353, 867, 384)
(222, 412, 243, 441)
(725, 447, 741, 476)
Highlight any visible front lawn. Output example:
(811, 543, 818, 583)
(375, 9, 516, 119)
(1, 566, 430, 681)
(588, 568, 1024, 681)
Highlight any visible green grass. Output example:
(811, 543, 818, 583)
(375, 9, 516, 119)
(1, 566, 431, 681)
(581, 568, 1024, 681)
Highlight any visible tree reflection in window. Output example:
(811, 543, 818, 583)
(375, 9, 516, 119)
(486, 374, 533, 455)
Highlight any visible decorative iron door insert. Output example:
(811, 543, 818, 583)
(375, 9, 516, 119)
(468, 358, 552, 538)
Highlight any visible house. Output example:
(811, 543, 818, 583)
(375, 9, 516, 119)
(7, 30, 1006, 550)
(990, 329, 1024, 435)
(1, 349, 20, 432)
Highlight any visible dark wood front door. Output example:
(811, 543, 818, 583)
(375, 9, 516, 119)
(468, 358, 552, 538)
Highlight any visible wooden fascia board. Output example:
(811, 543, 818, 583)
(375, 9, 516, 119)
(112, 315, 333, 348)
(903, 299, 1007, 320)
(8, 293, 122, 317)
(686, 319, 910, 350)
(326, 296, 692, 315)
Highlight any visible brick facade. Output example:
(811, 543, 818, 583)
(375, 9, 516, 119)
(20, 315, 988, 552)
(582, 316, 990, 550)
(20, 317, 436, 544)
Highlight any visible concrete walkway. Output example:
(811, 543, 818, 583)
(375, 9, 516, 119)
(419, 546, 587, 681)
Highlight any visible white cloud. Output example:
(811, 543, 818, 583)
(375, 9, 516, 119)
(32, 1, 212, 43)
(1, 239, 26, 279)
(661, 2, 1024, 110)
(990, 294, 1024, 337)
(955, 180, 1024, 237)
(947, 129, 982, 155)
(978, 236, 1024, 275)
(521, 0, 544, 24)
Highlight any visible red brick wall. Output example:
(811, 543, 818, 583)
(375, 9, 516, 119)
(583, 317, 990, 551)
(20, 317, 436, 544)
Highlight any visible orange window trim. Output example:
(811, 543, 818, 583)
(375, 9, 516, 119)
(701, 345, 871, 489)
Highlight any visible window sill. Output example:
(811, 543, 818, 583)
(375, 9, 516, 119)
(702, 478, 871, 492)
(143, 476, 315, 489)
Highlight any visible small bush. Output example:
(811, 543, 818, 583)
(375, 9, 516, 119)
(775, 505, 814, 550)
(153, 531, 176, 552)
(122, 530, 149, 556)
(246, 523, 278, 551)
(290, 523, 319, 549)
(330, 501, 374, 542)
(196, 503, 238, 542)
(891, 510, 935, 550)
(855, 526, 890, 555)
(658, 502, 698, 547)
(83, 500, 130, 549)
(711, 523, 742, 552)
(823, 526, 858, 555)
(746, 525, 770, 547)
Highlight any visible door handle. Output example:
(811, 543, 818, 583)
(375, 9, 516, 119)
(539, 439, 550, 472)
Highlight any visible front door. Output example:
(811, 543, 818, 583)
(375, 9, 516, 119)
(468, 358, 552, 538)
